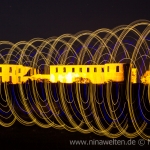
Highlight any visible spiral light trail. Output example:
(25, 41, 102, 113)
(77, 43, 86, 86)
(0, 20, 150, 140)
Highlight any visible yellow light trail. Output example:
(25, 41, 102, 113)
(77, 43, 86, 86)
(0, 20, 149, 140)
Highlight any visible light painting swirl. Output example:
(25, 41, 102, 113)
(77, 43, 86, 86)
(0, 20, 150, 140)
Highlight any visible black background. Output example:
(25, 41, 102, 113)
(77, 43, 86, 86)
(0, 0, 150, 42)
(0, 0, 150, 149)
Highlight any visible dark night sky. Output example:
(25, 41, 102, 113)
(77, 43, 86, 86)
(0, 2, 150, 149)
(0, 0, 150, 43)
